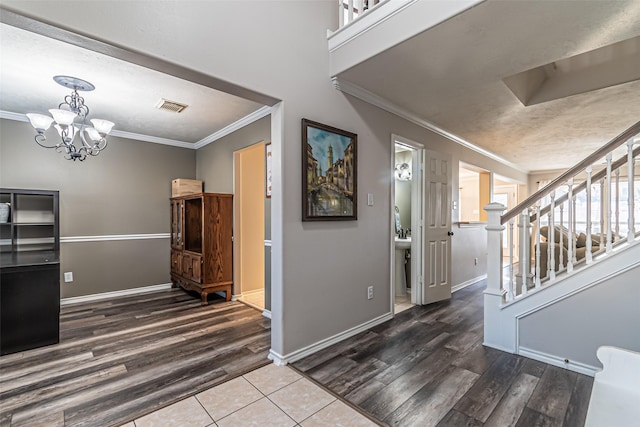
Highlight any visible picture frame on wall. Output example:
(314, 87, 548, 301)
(265, 142, 272, 198)
(302, 118, 357, 221)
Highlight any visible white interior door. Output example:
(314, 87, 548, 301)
(410, 148, 424, 305)
(423, 149, 452, 305)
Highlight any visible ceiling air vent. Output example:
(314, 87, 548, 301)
(155, 98, 188, 113)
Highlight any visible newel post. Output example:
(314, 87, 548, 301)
(485, 203, 506, 297)
(483, 202, 515, 352)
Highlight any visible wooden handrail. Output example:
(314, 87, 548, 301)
(501, 120, 640, 224)
(532, 145, 640, 222)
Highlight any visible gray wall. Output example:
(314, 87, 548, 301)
(5, 1, 529, 357)
(451, 225, 487, 287)
(519, 263, 640, 368)
(195, 116, 271, 310)
(0, 118, 195, 298)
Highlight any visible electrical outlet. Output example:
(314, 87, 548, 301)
(64, 272, 73, 283)
(367, 286, 374, 300)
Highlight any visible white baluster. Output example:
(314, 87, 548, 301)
(348, 0, 354, 23)
(572, 193, 578, 266)
(357, 0, 364, 16)
(559, 203, 564, 270)
(535, 201, 542, 288)
(600, 178, 605, 251)
(567, 179, 574, 273)
(548, 191, 556, 280)
(517, 209, 531, 296)
(628, 138, 636, 243)
(615, 168, 620, 238)
(606, 153, 613, 253)
(507, 218, 515, 301)
(586, 166, 593, 263)
(339, 0, 344, 27)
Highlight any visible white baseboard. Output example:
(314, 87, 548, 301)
(269, 312, 394, 366)
(262, 309, 272, 319)
(483, 341, 517, 354)
(518, 346, 598, 377)
(61, 283, 173, 306)
(452, 275, 486, 293)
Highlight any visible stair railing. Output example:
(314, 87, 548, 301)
(338, 0, 386, 27)
(486, 121, 640, 304)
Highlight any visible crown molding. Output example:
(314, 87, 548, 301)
(110, 130, 193, 148)
(193, 105, 272, 149)
(332, 78, 529, 174)
(1, 107, 273, 150)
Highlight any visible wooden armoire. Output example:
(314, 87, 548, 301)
(170, 193, 233, 304)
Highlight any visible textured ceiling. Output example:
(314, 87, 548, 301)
(337, 0, 640, 172)
(0, 23, 265, 144)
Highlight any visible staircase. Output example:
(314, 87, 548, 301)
(483, 121, 640, 375)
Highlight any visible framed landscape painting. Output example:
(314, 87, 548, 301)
(302, 118, 357, 221)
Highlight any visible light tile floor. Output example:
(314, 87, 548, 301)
(122, 364, 379, 427)
(394, 293, 414, 314)
(237, 290, 265, 311)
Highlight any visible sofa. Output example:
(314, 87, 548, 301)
(537, 225, 608, 278)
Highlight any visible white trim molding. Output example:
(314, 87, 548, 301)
(111, 129, 193, 148)
(61, 283, 173, 306)
(518, 347, 598, 377)
(452, 275, 486, 293)
(61, 233, 170, 243)
(264, 239, 272, 247)
(194, 106, 272, 149)
(268, 312, 393, 365)
(1, 106, 272, 151)
(332, 78, 529, 174)
(262, 309, 272, 319)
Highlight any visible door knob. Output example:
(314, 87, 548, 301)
(447, 231, 454, 236)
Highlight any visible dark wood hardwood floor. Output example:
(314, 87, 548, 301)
(0, 289, 271, 427)
(293, 281, 593, 427)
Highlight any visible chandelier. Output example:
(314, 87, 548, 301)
(25, 76, 115, 161)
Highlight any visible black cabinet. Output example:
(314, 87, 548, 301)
(0, 188, 60, 356)
(1, 263, 60, 354)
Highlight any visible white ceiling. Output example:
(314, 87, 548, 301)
(0, 23, 265, 145)
(336, 0, 640, 172)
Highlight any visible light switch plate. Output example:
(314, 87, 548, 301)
(367, 193, 374, 206)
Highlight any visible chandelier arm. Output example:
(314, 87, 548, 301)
(34, 133, 59, 149)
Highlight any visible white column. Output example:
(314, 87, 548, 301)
(559, 203, 564, 269)
(507, 218, 515, 301)
(627, 138, 636, 243)
(535, 201, 542, 288)
(548, 191, 556, 281)
(606, 153, 613, 253)
(485, 203, 506, 299)
(567, 179, 575, 273)
(517, 209, 531, 295)
(615, 169, 620, 238)
(586, 166, 593, 263)
(484, 202, 515, 352)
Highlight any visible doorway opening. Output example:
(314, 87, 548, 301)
(233, 142, 266, 310)
(392, 136, 424, 314)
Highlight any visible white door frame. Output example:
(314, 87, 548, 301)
(390, 134, 425, 313)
